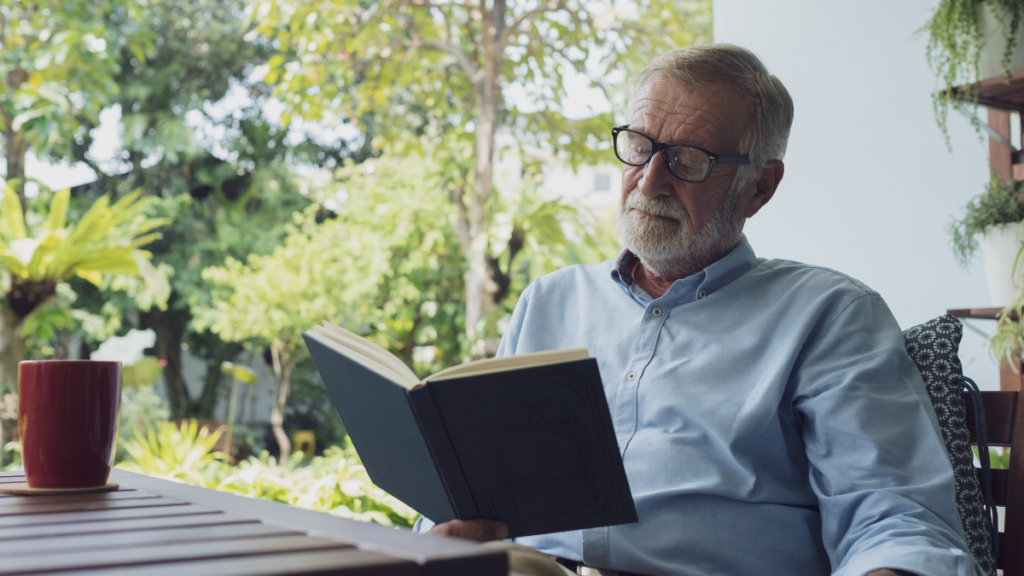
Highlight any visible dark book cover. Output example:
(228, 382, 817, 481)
(303, 334, 458, 523)
(305, 333, 637, 537)
(427, 359, 637, 537)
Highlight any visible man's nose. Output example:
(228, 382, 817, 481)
(638, 152, 675, 199)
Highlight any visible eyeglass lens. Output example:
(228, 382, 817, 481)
(616, 130, 710, 182)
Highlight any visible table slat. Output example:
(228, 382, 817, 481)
(0, 490, 156, 507)
(0, 533, 350, 575)
(0, 495, 183, 516)
(0, 487, 135, 497)
(0, 502, 207, 528)
(0, 510, 247, 541)
(0, 521, 299, 556)
(37, 549, 418, 576)
(110, 469, 508, 576)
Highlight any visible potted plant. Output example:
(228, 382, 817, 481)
(951, 176, 1024, 304)
(923, 0, 1024, 140)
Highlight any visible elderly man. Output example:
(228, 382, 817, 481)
(414, 44, 981, 576)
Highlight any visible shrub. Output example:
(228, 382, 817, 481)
(116, 419, 418, 528)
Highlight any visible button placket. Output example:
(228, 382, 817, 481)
(613, 302, 669, 450)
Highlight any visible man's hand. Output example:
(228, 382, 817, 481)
(427, 519, 509, 542)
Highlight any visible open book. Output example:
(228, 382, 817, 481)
(303, 321, 637, 538)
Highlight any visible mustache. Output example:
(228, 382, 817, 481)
(623, 190, 687, 221)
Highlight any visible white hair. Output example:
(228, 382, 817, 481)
(633, 44, 795, 189)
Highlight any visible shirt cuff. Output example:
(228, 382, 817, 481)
(412, 516, 436, 534)
(837, 546, 983, 576)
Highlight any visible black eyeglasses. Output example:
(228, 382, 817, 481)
(611, 125, 750, 183)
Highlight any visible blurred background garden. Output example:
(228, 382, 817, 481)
(0, 0, 710, 527)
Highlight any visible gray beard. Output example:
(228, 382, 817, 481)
(616, 189, 746, 277)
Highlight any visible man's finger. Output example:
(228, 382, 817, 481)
(429, 519, 509, 542)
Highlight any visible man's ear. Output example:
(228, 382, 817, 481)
(742, 160, 784, 219)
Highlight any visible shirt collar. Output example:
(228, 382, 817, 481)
(610, 235, 758, 304)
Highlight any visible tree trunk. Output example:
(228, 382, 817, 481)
(195, 343, 242, 418)
(0, 305, 26, 467)
(140, 303, 189, 418)
(0, 307, 27, 390)
(265, 344, 295, 463)
(2, 68, 30, 213)
(462, 0, 507, 357)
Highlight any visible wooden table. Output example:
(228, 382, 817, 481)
(0, 469, 507, 576)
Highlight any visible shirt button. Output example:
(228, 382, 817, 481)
(652, 307, 662, 317)
(698, 290, 707, 299)
(626, 371, 637, 381)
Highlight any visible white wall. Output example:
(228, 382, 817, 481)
(715, 0, 1001, 389)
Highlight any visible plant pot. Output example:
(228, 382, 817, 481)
(978, 3, 1024, 80)
(981, 222, 1024, 305)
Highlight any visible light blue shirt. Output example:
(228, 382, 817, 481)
(415, 236, 981, 576)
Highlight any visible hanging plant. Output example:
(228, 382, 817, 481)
(923, 0, 1024, 143)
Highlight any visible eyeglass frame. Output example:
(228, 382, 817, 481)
(611, 125, 751, 183)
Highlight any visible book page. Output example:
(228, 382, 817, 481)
(427, 348, 589, 382)
(309, 325, 419, 387)
(317, 322, 419, 381)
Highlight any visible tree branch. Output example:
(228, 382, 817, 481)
(407, 39, 482, 84)
(501, 0, 568, 52)
(80, 156, 110, 181)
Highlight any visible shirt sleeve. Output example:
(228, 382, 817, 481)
(791, 294, 985, 576)
(496, 283, 534, 359)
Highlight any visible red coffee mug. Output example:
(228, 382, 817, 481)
(19, 360, 122, 488)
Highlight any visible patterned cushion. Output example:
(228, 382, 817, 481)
(903, 315, 996, 576)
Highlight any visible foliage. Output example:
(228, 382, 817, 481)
(488, 168, 622, 320)
(193, 207, 389, 461)
(960, 179, 1024, 367)
(58, 0, 356, 420)
(993, 287, 1024, 365)
(950, 176, 1024, 266)
(330, 154, 467, 372)
(0, 0, 150, 146)
(249, 0, 709, 162)
(115, 384, 172, 464)
(923, 0, 1024, 141)
(194, 209, 387, 349)
(116, 419, 418, 527)
(116, 419, 225, 484)
(0, 186, 169, 290)
(1, 440, 20, 471)
(217, 443, 418, 527)
(974, 446, 1012, 469)
(0, 0, 151, 206)
(249, 0, 711, 350)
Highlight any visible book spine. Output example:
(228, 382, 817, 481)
(408, 386, 480, 519)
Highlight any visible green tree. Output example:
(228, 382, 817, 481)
(330, 154, 468, 374)
(65, 0, 360, 418)
(249, 0, 710, 354)
(194, 209, 388, 462)
(195, 152, 616, 460)
(0, 0, 149, 210)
